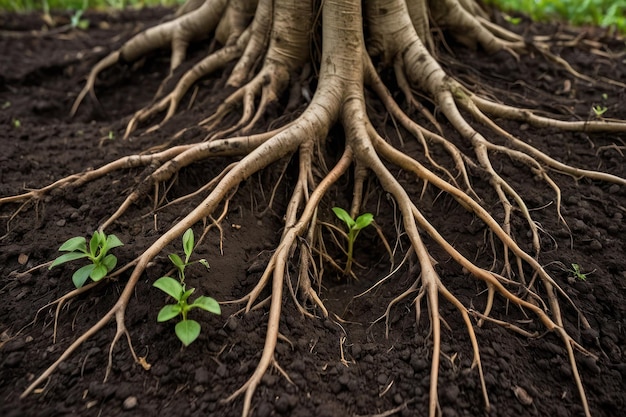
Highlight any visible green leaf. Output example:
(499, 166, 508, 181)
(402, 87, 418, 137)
(168, 253, 185, 270)
(153, 277, 184, 301)
(332, 207, 355, 228)
(182, 228, 194, 262)
(101, 254, 118, 272)
(90, 264, 108, 281)
(49, 252, 89, 269)
(181, 288, 195, 303)
(73, 264, 95, 288)
(175, 319, 201, 346)
(77, 19, 89, 30)
(89, 232, 101, 257)
(106, 234, 123, 250)
(198, 259, 210, 270)
(58, 236, 87, 252)
(157, 304, 182, 322)
(354, 213, 374, 230)
(191, 296, 221, 315)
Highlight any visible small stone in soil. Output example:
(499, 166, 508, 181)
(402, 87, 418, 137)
(441, 384, 460, 402)
(195, 367, 210, 384)
(256, 402, 272, 417)
(122, 396, 138, 410)
(226, 317, 238, 331)
(274, 395, 295, 414)
(2, 352, 25, 367)
(589, 239, 603, 250)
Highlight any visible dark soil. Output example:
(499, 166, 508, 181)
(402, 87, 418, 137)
(1, 7, 625, 417)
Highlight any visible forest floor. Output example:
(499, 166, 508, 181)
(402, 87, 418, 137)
(1, 7, 625, 417)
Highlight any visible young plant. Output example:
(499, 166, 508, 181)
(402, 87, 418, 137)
(49, 231, 123, 288)
(592, 104, 608, 118)
(153, 228, 219, 346)
(332, 207, 374, 276)
(568, 263, 594, 281)
(70, 9, 90, 30)
(503, 14, 522, 25)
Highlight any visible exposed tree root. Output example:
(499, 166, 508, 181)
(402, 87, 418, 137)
(5, 0, 626, 416)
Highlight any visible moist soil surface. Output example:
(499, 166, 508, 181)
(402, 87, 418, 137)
(1, 7, 625, 417)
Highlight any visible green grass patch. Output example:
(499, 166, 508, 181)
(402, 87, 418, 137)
(487, 0, 626, 33)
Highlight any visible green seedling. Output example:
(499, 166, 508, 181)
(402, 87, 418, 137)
(332, 207, 374, 276)
(592, 105, 608, 117)
(153, 228, 219, 346)
(70, 1, 90, 30)
(569, 263, 593, 281)
(12, 118, 21, 128)
(70, 11, 90, 30)
(503, 14, 521, 25)
(49, 231, 123, 288)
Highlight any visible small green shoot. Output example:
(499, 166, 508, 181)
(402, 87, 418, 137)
(592, 104, 607, 118)
(49, 231, 123, 288)
(12, 118, 21, 128)
(569, 263, 593, 281)
(503, 14, 522, 25)
(108, 130, 115, 140)
(69, 0, 90, 30)
(1, 101, 11, 110)
(154, 228, 219, 346)
(70, 9, 90, 30)
(332, 207, 374, 276)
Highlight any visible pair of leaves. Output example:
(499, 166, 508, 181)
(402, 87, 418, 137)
(153, 276, 221, 347)
(332, 207, 374, 232)
(70, 254, 117, 288)
(49, 232, 123, 288)
(169, 228, 210, 276)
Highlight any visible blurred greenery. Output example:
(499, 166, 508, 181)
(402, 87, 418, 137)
(487, 0, 626, 33)
(0, 0, 184, 12)
(0, 0, 624, 34)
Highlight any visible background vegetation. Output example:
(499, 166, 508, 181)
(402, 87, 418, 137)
(0, 0, 183, 13)
(487, 0, 625, 33)
(0, 0, 624, 34)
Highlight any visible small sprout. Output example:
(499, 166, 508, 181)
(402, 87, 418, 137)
(601, 93, 608, 101)
(332, 207, 374, 276)
(568, 263, 594, 281)
(592, 105, 608, 117)
(504, 14, 521, 25)
(49, 231, 123, 288)
(154, 228, 219, 346)
(2, 101, 11, 110)
(12, 118, 21, 128)
(70, 9, 90, 30)
(108, 131, 115, 140)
